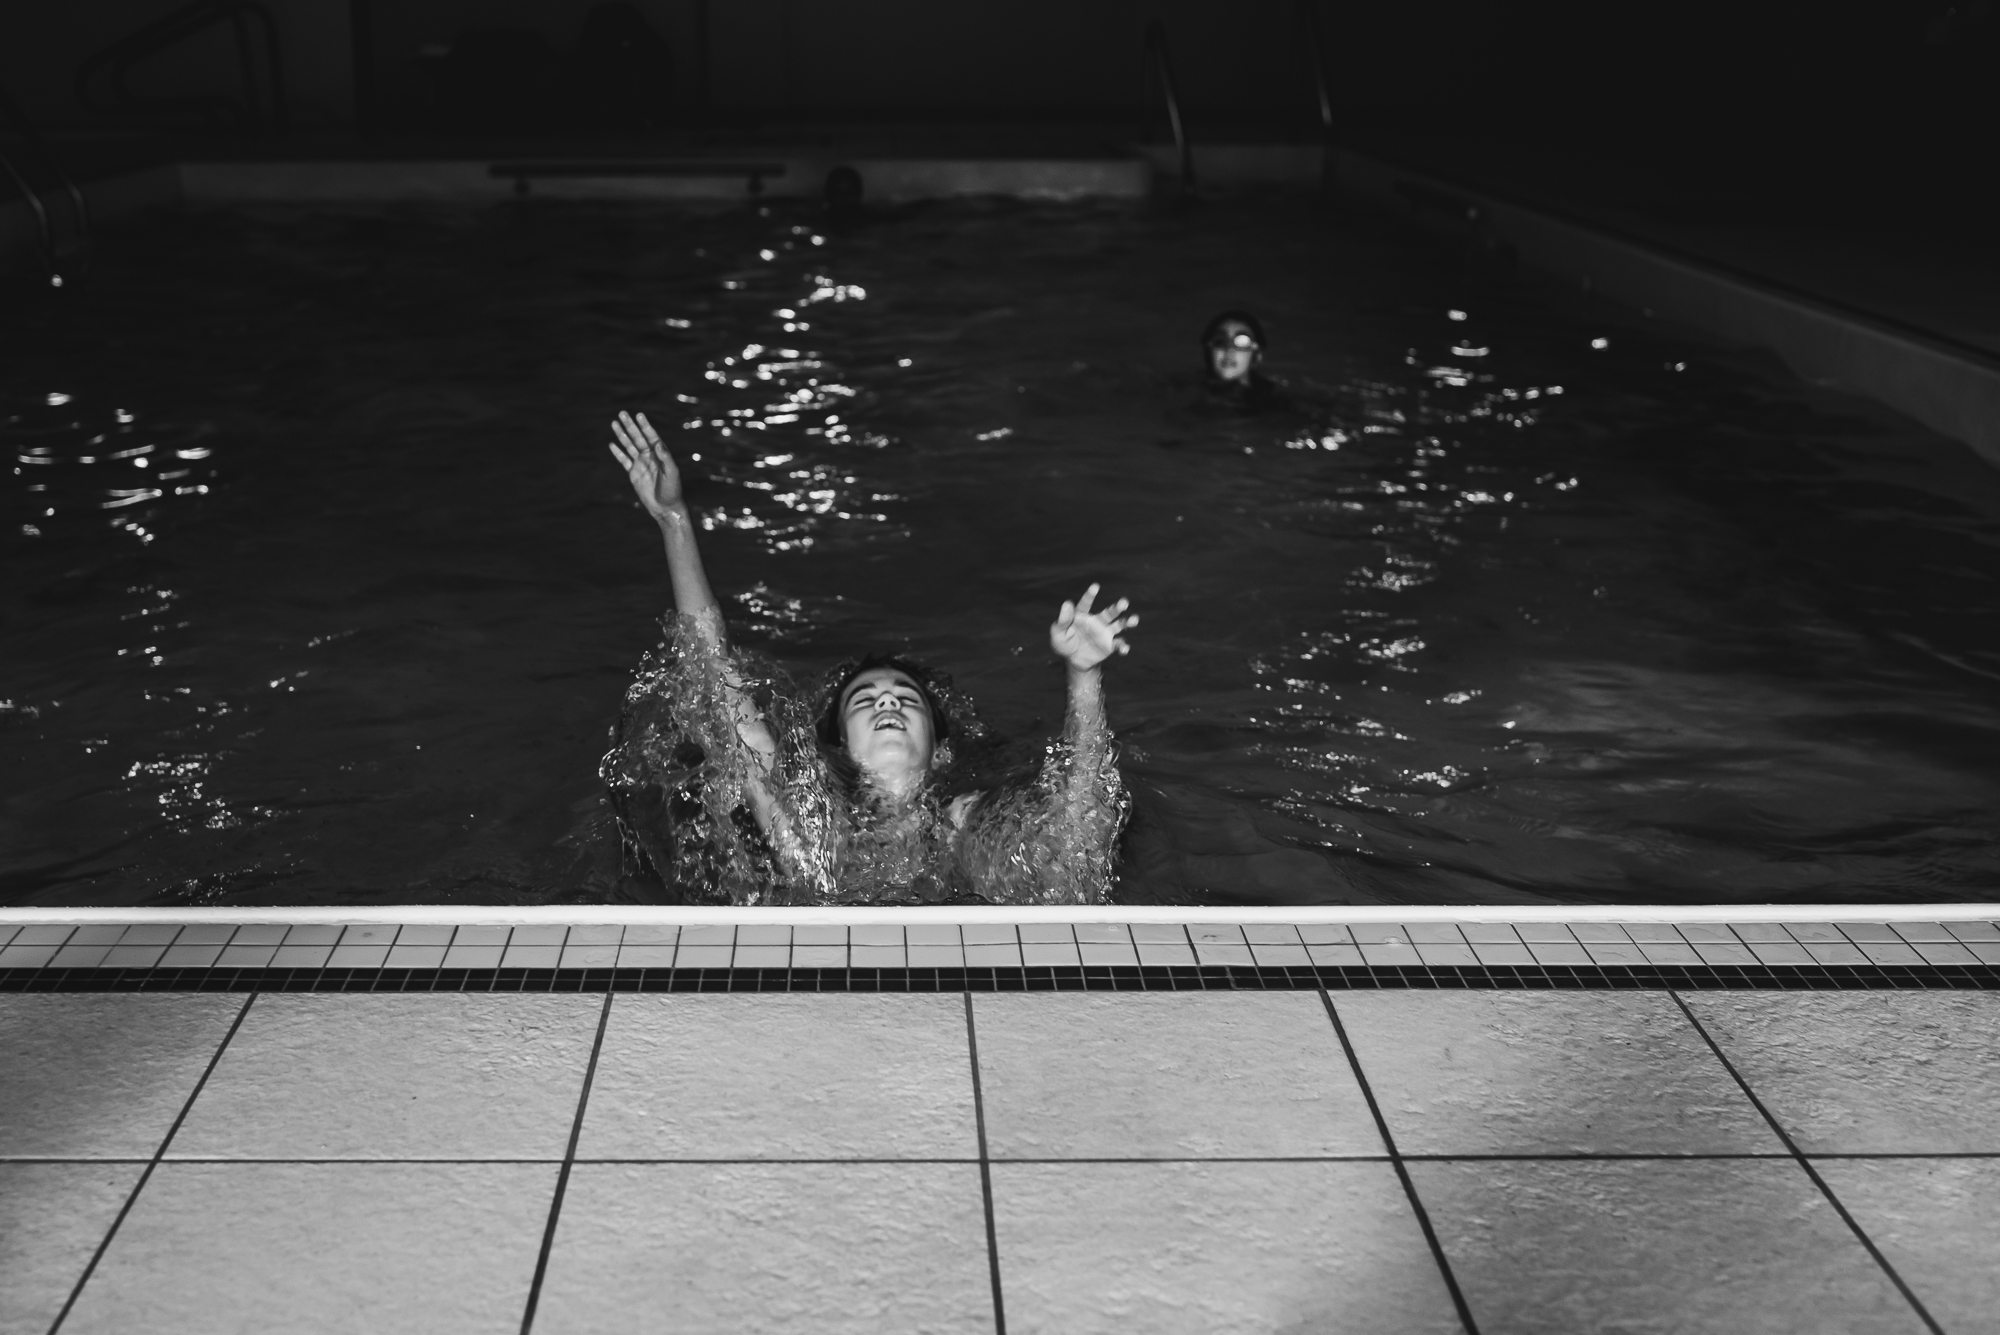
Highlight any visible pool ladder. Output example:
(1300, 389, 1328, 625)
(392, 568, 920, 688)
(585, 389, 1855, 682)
(1142, 20, 1193, 189)
(1142, 5, 1337, 193)
(0, 85, 89, 288)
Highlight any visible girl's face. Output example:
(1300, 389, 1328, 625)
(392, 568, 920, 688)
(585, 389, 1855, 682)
(1208, 322, 1262, 383)
(840, 667, 937, 788)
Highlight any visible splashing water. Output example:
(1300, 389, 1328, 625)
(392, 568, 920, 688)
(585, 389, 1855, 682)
(601, 615, 1128, 905)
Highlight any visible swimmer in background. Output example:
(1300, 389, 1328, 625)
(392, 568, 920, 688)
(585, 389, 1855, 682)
(601, 410, 1137, 906)
(1201, 309, 1285, 412)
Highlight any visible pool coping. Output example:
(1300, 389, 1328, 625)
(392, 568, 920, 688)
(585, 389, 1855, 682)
(4, 903, 1996, 925)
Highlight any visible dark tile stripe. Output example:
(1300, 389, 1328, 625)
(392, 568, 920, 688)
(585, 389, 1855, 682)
(2, 963, 1996, 994)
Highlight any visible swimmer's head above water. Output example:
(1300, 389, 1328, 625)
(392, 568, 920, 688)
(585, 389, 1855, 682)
(817, 654, 953, 786)
(1202, 309, 1266, 385)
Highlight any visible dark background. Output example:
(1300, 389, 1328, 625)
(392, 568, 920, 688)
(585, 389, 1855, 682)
(2, 1, 1992, 178)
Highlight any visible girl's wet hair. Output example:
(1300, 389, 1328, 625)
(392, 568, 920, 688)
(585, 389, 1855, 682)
(815, 653, 955, 750)
(1202, 308, 1266, 349)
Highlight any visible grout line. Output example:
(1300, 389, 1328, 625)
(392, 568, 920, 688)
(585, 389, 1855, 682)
(46, 991, 258, 1335)
(13, 1149, 2000, 1168)
(1319, 988, 1481, 1335)
(962, 993, 1007, 1335)
(518, 992, 614, 1335)
(1667, 990, 1945, 1335)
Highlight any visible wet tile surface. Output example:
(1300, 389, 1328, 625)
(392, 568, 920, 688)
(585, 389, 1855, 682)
(0, 994, 245, 1158)
(1812, 1157, 2000, 1333)
(1409, 1158, 1928, 1334)
(992, 1161, 1460, 1335)
(579, 994, 977, 1161)
(170, 994, 603, 1160)
(1336, 991, 1780, 1155)
(0, 1162, 142, 1333)
(973, 992, 1379, 1159)
(535, 1163, 991, 1335)
(1681, 991, 2000, 1153)
(61, 1163, 553, 1335)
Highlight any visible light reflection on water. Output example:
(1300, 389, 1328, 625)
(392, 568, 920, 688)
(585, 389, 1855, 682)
(2, 197, 1998, 907)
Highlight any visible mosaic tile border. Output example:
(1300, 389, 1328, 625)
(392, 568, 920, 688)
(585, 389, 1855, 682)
(4, 962, 1996, 992)
(2, 918, 1996, 973)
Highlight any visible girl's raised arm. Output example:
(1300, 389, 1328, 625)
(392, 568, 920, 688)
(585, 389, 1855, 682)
(609, 410, 785, 800)
(609, 410, 730, 651)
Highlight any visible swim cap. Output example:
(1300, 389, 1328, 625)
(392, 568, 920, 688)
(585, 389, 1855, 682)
(1202, 309, 1267, 349)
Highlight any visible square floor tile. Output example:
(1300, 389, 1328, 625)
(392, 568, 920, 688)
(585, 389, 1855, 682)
(62, 1163, 552, 1335)
(1334, 992, 1778, 1155)
(1409, 1159, 1926, 1335)
(992, 1161, 1459, 1335)
(579, 994, 976, 1160)
(0, 1162, 143, 1333)
(0, 995, 246, 1158)
(973, 992, 1378, 1159)
(169, 994, 603, 1160)
(1681, 992, 2000, 1153)
(1812, 1158, 2000, 1333)
(535, 1163, 991, 1335)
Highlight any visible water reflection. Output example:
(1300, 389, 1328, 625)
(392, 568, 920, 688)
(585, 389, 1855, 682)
(6, 394, 219, 544)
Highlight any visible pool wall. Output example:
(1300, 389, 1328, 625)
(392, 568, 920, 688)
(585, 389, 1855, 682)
(11, 141, 1997, 472)
(1331, 145, 2000, 468)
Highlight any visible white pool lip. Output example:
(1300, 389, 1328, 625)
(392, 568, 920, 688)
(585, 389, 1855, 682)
(2, 902, 1994, 927)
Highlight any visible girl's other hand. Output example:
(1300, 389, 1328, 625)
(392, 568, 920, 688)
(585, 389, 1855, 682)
(1050, 583, 1138, 673)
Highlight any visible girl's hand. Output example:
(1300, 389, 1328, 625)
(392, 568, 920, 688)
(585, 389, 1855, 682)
(608, 410, 685, 520)
(1050, 583, 1138, 673)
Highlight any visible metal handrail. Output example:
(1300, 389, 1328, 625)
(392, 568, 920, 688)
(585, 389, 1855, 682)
(1297, 0, 1334, 138)
(76, 0, 287, 132)
(1142, 20, 1193, 189)
(0, 84, 88, 286)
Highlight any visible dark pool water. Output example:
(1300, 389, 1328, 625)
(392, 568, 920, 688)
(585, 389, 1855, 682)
(5, 195, 1999, 908)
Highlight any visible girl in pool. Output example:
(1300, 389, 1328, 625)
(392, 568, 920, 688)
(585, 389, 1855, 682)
(1199, 309, 1285, 412)
(601, 410, 1137, 906)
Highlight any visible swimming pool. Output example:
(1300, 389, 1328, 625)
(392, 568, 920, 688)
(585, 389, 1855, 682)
(5, 194, 1998, 908)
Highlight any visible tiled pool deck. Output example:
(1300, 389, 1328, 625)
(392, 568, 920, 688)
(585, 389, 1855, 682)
(4, 909, 1997, 1334)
